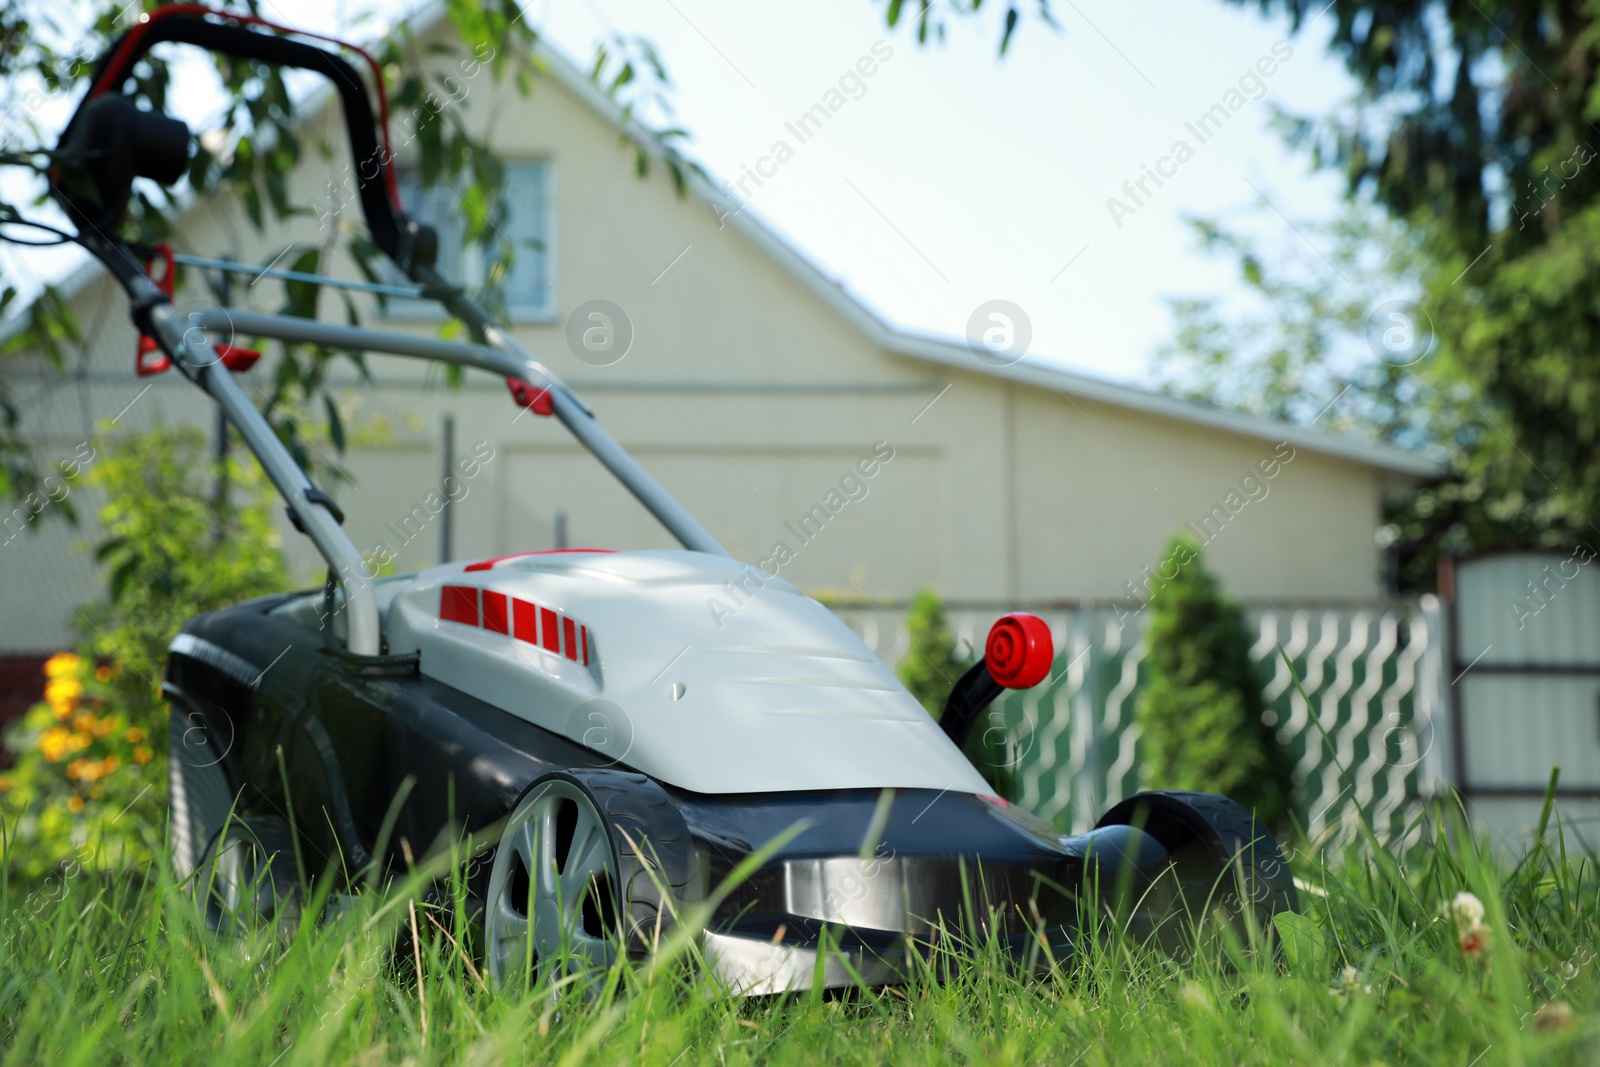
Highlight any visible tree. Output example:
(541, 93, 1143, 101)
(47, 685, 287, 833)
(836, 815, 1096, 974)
(1202, 0, 1600, 567)
(86, 426, 290, 715)
(897, 588, 1021, 800)
(1153, 203, 1584, 590)
(1155, 205, 1446, 450)
(897, 589, 964, 715)
(1135, 535, 1293, 828)
(878, 0, 1058, 55)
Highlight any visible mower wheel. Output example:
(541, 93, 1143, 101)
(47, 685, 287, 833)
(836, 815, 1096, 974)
(483, 769, 692, 990)
(196, 814, 303, 934)
(1095, 790, 1298, 940)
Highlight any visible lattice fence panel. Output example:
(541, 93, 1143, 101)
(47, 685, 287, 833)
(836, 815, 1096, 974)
(832, 598, 1447, 841)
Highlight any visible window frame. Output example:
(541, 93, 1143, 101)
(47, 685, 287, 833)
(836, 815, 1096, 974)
(381, 158, 557, 324)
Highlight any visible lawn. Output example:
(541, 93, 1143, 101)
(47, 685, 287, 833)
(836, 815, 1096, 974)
(1, 792, 1595, 1066)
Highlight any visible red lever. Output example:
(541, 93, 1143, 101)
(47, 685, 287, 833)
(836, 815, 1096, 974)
(135, 244, 176, 376)
(506, 377, 553, 416)
(985, 613, 1054, 689)
(215, 344, 261, 372)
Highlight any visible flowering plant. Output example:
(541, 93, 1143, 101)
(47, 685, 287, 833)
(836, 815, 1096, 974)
(1, 428, 290, 877)
(0, 651, 158, 875)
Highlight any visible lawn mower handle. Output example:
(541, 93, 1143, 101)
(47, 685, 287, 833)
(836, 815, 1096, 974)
(63, 5, 419, 270)
(47, 6, 728, 658)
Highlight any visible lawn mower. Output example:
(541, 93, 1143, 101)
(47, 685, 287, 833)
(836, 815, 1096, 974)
(24, 5, 1297, 994)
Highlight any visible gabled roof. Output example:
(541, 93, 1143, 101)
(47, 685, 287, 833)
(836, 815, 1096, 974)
(16, 4, 1444, 479)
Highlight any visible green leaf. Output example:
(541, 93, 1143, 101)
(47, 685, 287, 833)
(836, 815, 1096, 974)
(92, 536, 128, 563)
(1272, 911, 1327, 975)
(323, 394, 345, 453)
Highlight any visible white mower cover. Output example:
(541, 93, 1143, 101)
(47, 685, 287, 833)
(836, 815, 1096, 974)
(383, 550, 991, 795)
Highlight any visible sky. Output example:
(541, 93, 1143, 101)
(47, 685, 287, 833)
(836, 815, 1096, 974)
(5, 0, 1361, 385)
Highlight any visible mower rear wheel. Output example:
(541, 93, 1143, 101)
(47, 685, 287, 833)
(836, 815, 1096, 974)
(197, 815, 302, 934)
(483, 770, 691, 990)
(1095, 790, 1297, 943)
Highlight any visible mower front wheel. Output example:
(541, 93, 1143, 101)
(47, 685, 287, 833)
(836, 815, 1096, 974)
(483, 769, 692, 991)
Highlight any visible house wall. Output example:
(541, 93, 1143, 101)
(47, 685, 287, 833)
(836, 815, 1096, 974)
(0, 36, 1392, 653)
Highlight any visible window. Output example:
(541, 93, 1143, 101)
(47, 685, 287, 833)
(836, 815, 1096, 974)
(385, 161, 554, 321)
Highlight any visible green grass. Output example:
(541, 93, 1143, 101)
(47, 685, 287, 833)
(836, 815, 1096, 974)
(1, 797, 1596, 1066)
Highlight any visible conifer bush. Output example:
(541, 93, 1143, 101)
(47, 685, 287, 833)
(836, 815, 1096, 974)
(1135, 535, 1294, 828)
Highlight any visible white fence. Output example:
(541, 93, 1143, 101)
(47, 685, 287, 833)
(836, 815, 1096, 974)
(832, 598, 1450, 840)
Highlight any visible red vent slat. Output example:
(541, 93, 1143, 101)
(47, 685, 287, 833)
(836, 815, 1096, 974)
(513, 598, 539, 645)
(562, 617, 578, 661)
(540, 607, 560, 652)
(440, 585, 479, 626)
(481, 590, 509, 635)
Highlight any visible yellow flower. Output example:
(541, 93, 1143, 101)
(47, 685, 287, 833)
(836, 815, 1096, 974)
(95, 665, 112, 683)
(45, 677, 83, 719)
(44, 652, 82, 679)
(0, 775, 12, 793)
(39, 727, 74, 763)
(125, 727, 146, 744)
(66, 756, 119, 783)
(66, 795, 84, 813)
(133, 746, 153, 765)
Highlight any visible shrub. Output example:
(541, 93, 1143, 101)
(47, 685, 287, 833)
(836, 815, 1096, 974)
(897, 588, 1021, 800)
(1135, 534, 1294, 828)
(0, 652, 158, 876)
(1, 427, 288, 871)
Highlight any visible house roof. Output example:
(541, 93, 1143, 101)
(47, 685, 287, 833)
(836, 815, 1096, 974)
(15, 4, 1444, 479)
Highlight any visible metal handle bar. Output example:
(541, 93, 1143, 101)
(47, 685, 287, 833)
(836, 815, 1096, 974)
(121, 280, 383, 656)
(193, 308, 729, 557)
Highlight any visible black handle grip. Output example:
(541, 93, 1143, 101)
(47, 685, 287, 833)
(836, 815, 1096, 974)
(65, 7, 411, 266)
(940, 661, 1005, 748)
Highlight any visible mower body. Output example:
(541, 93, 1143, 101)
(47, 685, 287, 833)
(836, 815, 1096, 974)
(167, 549, 1162, 991)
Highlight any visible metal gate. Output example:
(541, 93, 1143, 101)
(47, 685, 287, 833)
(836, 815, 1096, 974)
(1447, 552, 1600, 847)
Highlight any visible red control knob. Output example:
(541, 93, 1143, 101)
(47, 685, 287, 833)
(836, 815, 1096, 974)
(985, 613, 1054, 689)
